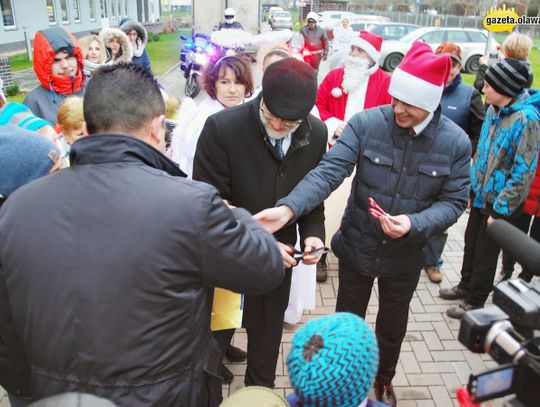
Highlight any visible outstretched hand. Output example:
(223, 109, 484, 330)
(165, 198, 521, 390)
(253, 206, 294, 234)
(380, 214, 411, 239)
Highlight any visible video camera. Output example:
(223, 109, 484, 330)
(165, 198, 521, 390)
(458, 220, 540, 407)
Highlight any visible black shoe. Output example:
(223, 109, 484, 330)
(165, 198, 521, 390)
(374, 381, 396, 407)
(225, 345, 247, 363)
(316, 257, 328, 283)
(221, 363, 234, 384)
(439, 285, 467, 300)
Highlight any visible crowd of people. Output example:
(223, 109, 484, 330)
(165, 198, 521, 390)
(1, 12, 539, 407)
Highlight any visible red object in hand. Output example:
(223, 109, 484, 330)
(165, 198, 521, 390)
(368, 197, 389, 220)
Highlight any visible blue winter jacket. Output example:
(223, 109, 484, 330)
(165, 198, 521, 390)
(278, 105, 471, 276)
(471, 89, 540, 217)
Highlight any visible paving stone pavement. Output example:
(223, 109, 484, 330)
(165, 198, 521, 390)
(221, 210, 515, 406)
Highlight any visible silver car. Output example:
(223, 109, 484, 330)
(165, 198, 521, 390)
(270, 10, 293, 30)
(379, 27, 500, 73)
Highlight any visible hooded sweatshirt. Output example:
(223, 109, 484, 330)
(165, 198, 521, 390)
(119, 19, 152, 72)
(99, 27, 133, 64)
(23, 27, 85, 124)
(471, 89, 540, 216)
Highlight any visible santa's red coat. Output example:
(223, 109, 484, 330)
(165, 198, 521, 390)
(316, 67, 392, 122)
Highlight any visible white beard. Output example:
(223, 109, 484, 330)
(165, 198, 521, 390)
(342, 56, 371, 94)
(259, 108, 301, 139)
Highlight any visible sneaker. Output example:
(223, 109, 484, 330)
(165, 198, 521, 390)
(316, 258, 328, 283)
(225, 345, 246, 363)
(425, 267, 443, 284)
(439, 285, 467, 300)
(221, 363, 234, 384)
(446, 301, 481, 320)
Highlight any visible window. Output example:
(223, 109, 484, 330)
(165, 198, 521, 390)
(468, 31, 487, 43)
(0, 0, 15, 28)
(47, 0, 57, 25)
(420, 31, 444, 44)
(72, 0, 80, 22)
(60, 0, 69, 23)
(100, 0, 108, 18)
(446, 31, 470, 43)
(89, 0, 96, 20)
(124, 0, 128, 16)
(112, 0, 118, 19)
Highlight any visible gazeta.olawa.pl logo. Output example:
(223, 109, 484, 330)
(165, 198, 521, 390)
(483, 4, 540, 32)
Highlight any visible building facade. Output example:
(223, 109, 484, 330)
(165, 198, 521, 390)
(0, 0, 160, 54)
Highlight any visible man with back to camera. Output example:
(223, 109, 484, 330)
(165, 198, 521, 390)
(254, 43, 472, 407)
(0, 63, 285, 406)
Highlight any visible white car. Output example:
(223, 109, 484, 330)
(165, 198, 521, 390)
(379, 27, 500, 73)
(317, 11, 359, 29)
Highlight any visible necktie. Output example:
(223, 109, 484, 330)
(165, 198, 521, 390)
(274, 138, 285, 159)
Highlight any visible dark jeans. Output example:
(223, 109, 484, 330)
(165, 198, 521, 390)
(501, 214, 537, 282)
(458, 207, 501, 306)
(424, 230, 448, 268)
(336, 260, 421, 384)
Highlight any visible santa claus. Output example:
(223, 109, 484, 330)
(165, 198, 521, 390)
(317, 31, 392, 144)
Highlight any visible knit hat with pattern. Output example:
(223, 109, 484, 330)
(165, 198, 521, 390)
(287, 312, 379, 407)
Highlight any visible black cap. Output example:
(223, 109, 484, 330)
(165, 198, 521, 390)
(261, 58, 317, 121)
(485, 58, 530, 97)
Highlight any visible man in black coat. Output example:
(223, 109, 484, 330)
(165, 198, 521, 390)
(193, 58, 327, 389)
(0, 63, 285, 407)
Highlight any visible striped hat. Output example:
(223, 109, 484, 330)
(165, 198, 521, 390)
(485, 57, 530, 97)
(0, 102, 51, 131)
(287, 313, 379, 407)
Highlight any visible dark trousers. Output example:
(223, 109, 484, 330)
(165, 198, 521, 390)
(458, 207, 501, 306)
(336, 260, 421, 384)
(213, 329, 235, 354)
(501, 213, 536, 281)
(244, 269, 292, 388)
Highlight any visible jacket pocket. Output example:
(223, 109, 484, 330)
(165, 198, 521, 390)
(360, 149, 393, 190)
(414, 163, 451, 200)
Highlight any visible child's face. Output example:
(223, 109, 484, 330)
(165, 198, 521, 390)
(63, 126, 84, 145)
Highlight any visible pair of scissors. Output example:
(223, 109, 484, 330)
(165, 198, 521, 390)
(286, 246, 330, 262)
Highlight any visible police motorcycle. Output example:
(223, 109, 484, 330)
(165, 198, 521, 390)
(179, 32, 217, 98)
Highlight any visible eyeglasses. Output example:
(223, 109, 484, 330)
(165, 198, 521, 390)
(260, 101, 302, 129)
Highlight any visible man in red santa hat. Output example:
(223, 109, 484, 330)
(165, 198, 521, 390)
(316, 31, 392, 145)
(253, 42, 472, 406)
(314, 31, 392, 283)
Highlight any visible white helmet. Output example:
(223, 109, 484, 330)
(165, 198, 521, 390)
(224, 8, 236, 23)
(306, 12, 319, 22)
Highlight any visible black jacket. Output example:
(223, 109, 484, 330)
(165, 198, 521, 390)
(0, 134, 284, 406)
(193, 95, 327, 328)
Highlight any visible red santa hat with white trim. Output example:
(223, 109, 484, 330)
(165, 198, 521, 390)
(349, 31, 382, 64)
(388, 41, 451, 112)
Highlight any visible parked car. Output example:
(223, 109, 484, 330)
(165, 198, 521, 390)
(270, 10, 293, 30)
(317, 11, 359, 29)
(378, 26, 500, 73)
(267, 6, 284, 22)
(326, 16, 389, 41)
(366, 23, 419, 41)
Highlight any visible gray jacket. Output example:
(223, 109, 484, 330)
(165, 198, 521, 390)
(279, 105, 471, 276)
(0, 134, 284, 406)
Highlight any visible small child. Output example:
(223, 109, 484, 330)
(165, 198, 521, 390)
(56, 96, 84, 166)
(286, 312, 386, 407)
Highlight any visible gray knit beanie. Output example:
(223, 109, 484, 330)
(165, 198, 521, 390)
(485, 57, 530, 97)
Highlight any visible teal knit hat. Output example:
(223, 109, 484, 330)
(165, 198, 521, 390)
(0, 102, 51, 131)
(287, 312, 379, 407)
